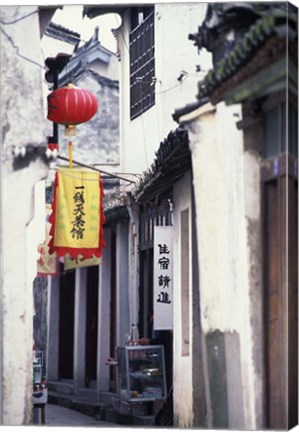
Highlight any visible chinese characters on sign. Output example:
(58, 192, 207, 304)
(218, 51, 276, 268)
(154, 226, 173, 330)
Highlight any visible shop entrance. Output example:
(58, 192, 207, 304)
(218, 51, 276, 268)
(138, 199, 173, 392)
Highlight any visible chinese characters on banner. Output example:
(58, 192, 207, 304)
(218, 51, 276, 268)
(48, 167, 105, 260)
(153, 226, 173, 330)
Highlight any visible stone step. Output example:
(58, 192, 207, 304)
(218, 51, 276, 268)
(48, 391, 106, 419)
(104, 406, 154, 426)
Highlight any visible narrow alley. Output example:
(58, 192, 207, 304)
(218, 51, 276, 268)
(1, 3, 298, 430)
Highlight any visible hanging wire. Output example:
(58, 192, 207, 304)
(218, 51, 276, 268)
(1, 27, 46, 70)
(57, 155, 136, 184)
(0, 9, 38, 25)
(156, 81, 182, 95)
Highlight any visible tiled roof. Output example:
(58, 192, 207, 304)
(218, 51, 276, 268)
(104, 205, 129, 225)
(132, 127, 190, 203)
(172, 97, 209, 123)
(196, 12, 297, 102)
(45, 22, 80, 45)
(59, 66, 119, 89)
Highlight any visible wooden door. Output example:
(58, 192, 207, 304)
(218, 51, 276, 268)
(288, 178, 298, 428)
(263, 165, 298, 428)
(264, 178, 286, 428)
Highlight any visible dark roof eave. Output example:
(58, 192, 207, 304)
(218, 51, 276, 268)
(172, 97, 210, 123)
(104, 205, 129, 226)
(47, 22, 80, 39)
(132, 127, 191, 203)
(196, 14, 297, 102)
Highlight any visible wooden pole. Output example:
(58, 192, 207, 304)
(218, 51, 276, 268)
(69, 140, 73, 169)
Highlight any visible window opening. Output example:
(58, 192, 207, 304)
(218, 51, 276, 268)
(130, 9, 155, 119)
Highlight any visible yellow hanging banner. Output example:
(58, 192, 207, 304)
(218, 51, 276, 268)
(49, 167, 105, 259)
(64, 253, 102, 270)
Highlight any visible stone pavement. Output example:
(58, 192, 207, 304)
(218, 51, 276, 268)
(41, 403, 120, 427)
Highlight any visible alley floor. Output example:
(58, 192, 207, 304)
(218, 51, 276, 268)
(35, 403, 120, 427)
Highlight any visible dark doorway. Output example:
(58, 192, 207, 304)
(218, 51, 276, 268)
(85, 265, 99, 386)
(59, 266, 75, 379)
(138, 202, 173, 393)
(139, 248, 153, 337)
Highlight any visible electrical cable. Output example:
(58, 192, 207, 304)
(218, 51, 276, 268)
(0, 9, 38, 25)
(156, 81, 182, 95)
(57, 155, 136, 184)
(1, 27, 46, 70)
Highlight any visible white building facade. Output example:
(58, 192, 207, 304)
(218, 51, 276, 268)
(84, 3, 214, 426)
(0, 5, 56, 425)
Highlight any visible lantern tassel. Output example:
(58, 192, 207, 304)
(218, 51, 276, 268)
(69, 141, 73, 169)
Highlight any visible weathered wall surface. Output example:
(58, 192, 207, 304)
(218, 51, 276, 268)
(181, 101, 264, 429)
(33, 277, 48, 370)
(1, 5, 49, 424)
(172, 171, 194, 428)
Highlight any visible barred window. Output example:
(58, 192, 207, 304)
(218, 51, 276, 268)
(129, 8, 155, 120)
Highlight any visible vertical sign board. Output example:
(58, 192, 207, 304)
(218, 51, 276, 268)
(153, 226, 173, 330)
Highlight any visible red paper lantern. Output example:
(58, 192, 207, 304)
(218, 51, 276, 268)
(47, 83, 98, 136)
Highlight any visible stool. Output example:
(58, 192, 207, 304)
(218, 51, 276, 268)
(33, 403, 46, 424)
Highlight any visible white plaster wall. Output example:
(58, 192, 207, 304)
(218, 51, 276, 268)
(1, 6, 47, 153)
(155, 3, 211, 132)
(1, 6, 49, 424)
(184, 102, 259, 429)
(118, 4, 212, 175)
(172, 171, 194, 427)
(106, 54, 120, 82)
(2, 163, 48, 424)
(184, 103, 244, 332)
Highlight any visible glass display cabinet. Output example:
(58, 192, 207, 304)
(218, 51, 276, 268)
(117, 345, 167, 401)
